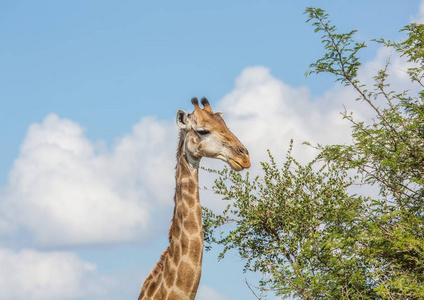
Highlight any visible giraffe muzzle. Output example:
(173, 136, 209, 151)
(228, 153, 250, 171)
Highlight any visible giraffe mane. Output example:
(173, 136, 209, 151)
(143, 246, 170, 289)
(176, 130, 185, 161)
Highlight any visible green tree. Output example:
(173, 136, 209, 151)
(203, 8, 424, 299)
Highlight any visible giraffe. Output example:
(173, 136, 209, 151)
(138, 97, 250, 300)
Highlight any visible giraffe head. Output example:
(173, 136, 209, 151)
(176, 97, 250, 171)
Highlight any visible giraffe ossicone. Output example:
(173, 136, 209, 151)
(138, 97, 250, 300)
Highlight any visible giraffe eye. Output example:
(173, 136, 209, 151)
(196, 129, 210, 135)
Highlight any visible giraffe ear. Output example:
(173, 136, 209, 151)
(215, 111, 224, 118)
(176, 110, 190, 130)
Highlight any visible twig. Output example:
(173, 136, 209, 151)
(245, 279, 262, 300)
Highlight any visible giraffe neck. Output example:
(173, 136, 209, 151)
(170, 152, 204, 296)
(139, 134, 204, 300)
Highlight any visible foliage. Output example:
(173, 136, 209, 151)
(203, 7, 424, 299)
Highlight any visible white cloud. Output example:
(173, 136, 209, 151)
(217, 66, 352, 167)
(412, 0, 424, 23)
(0, 114, 176, 246)
(196, 285, 229, 300)
(0, 248, 109, 300)
(216, 42, 418, 168)
(359, 46, 417, 94)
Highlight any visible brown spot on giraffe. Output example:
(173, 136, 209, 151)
(189, 238, 202, 264)
(165, 266, 176, 288)
(181, 232, 189, 256)
(138, 98, 250, 300)
(175, 261, 195, 290)
(182, 191, 196, 208)
(167, 290, 181, 300)
(183, 212, 199, 235)
(171, 243, 181, 265)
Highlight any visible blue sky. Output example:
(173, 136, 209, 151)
(0, 1, 422, 299)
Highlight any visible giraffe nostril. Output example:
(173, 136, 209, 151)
(237, 147, 248, 156)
